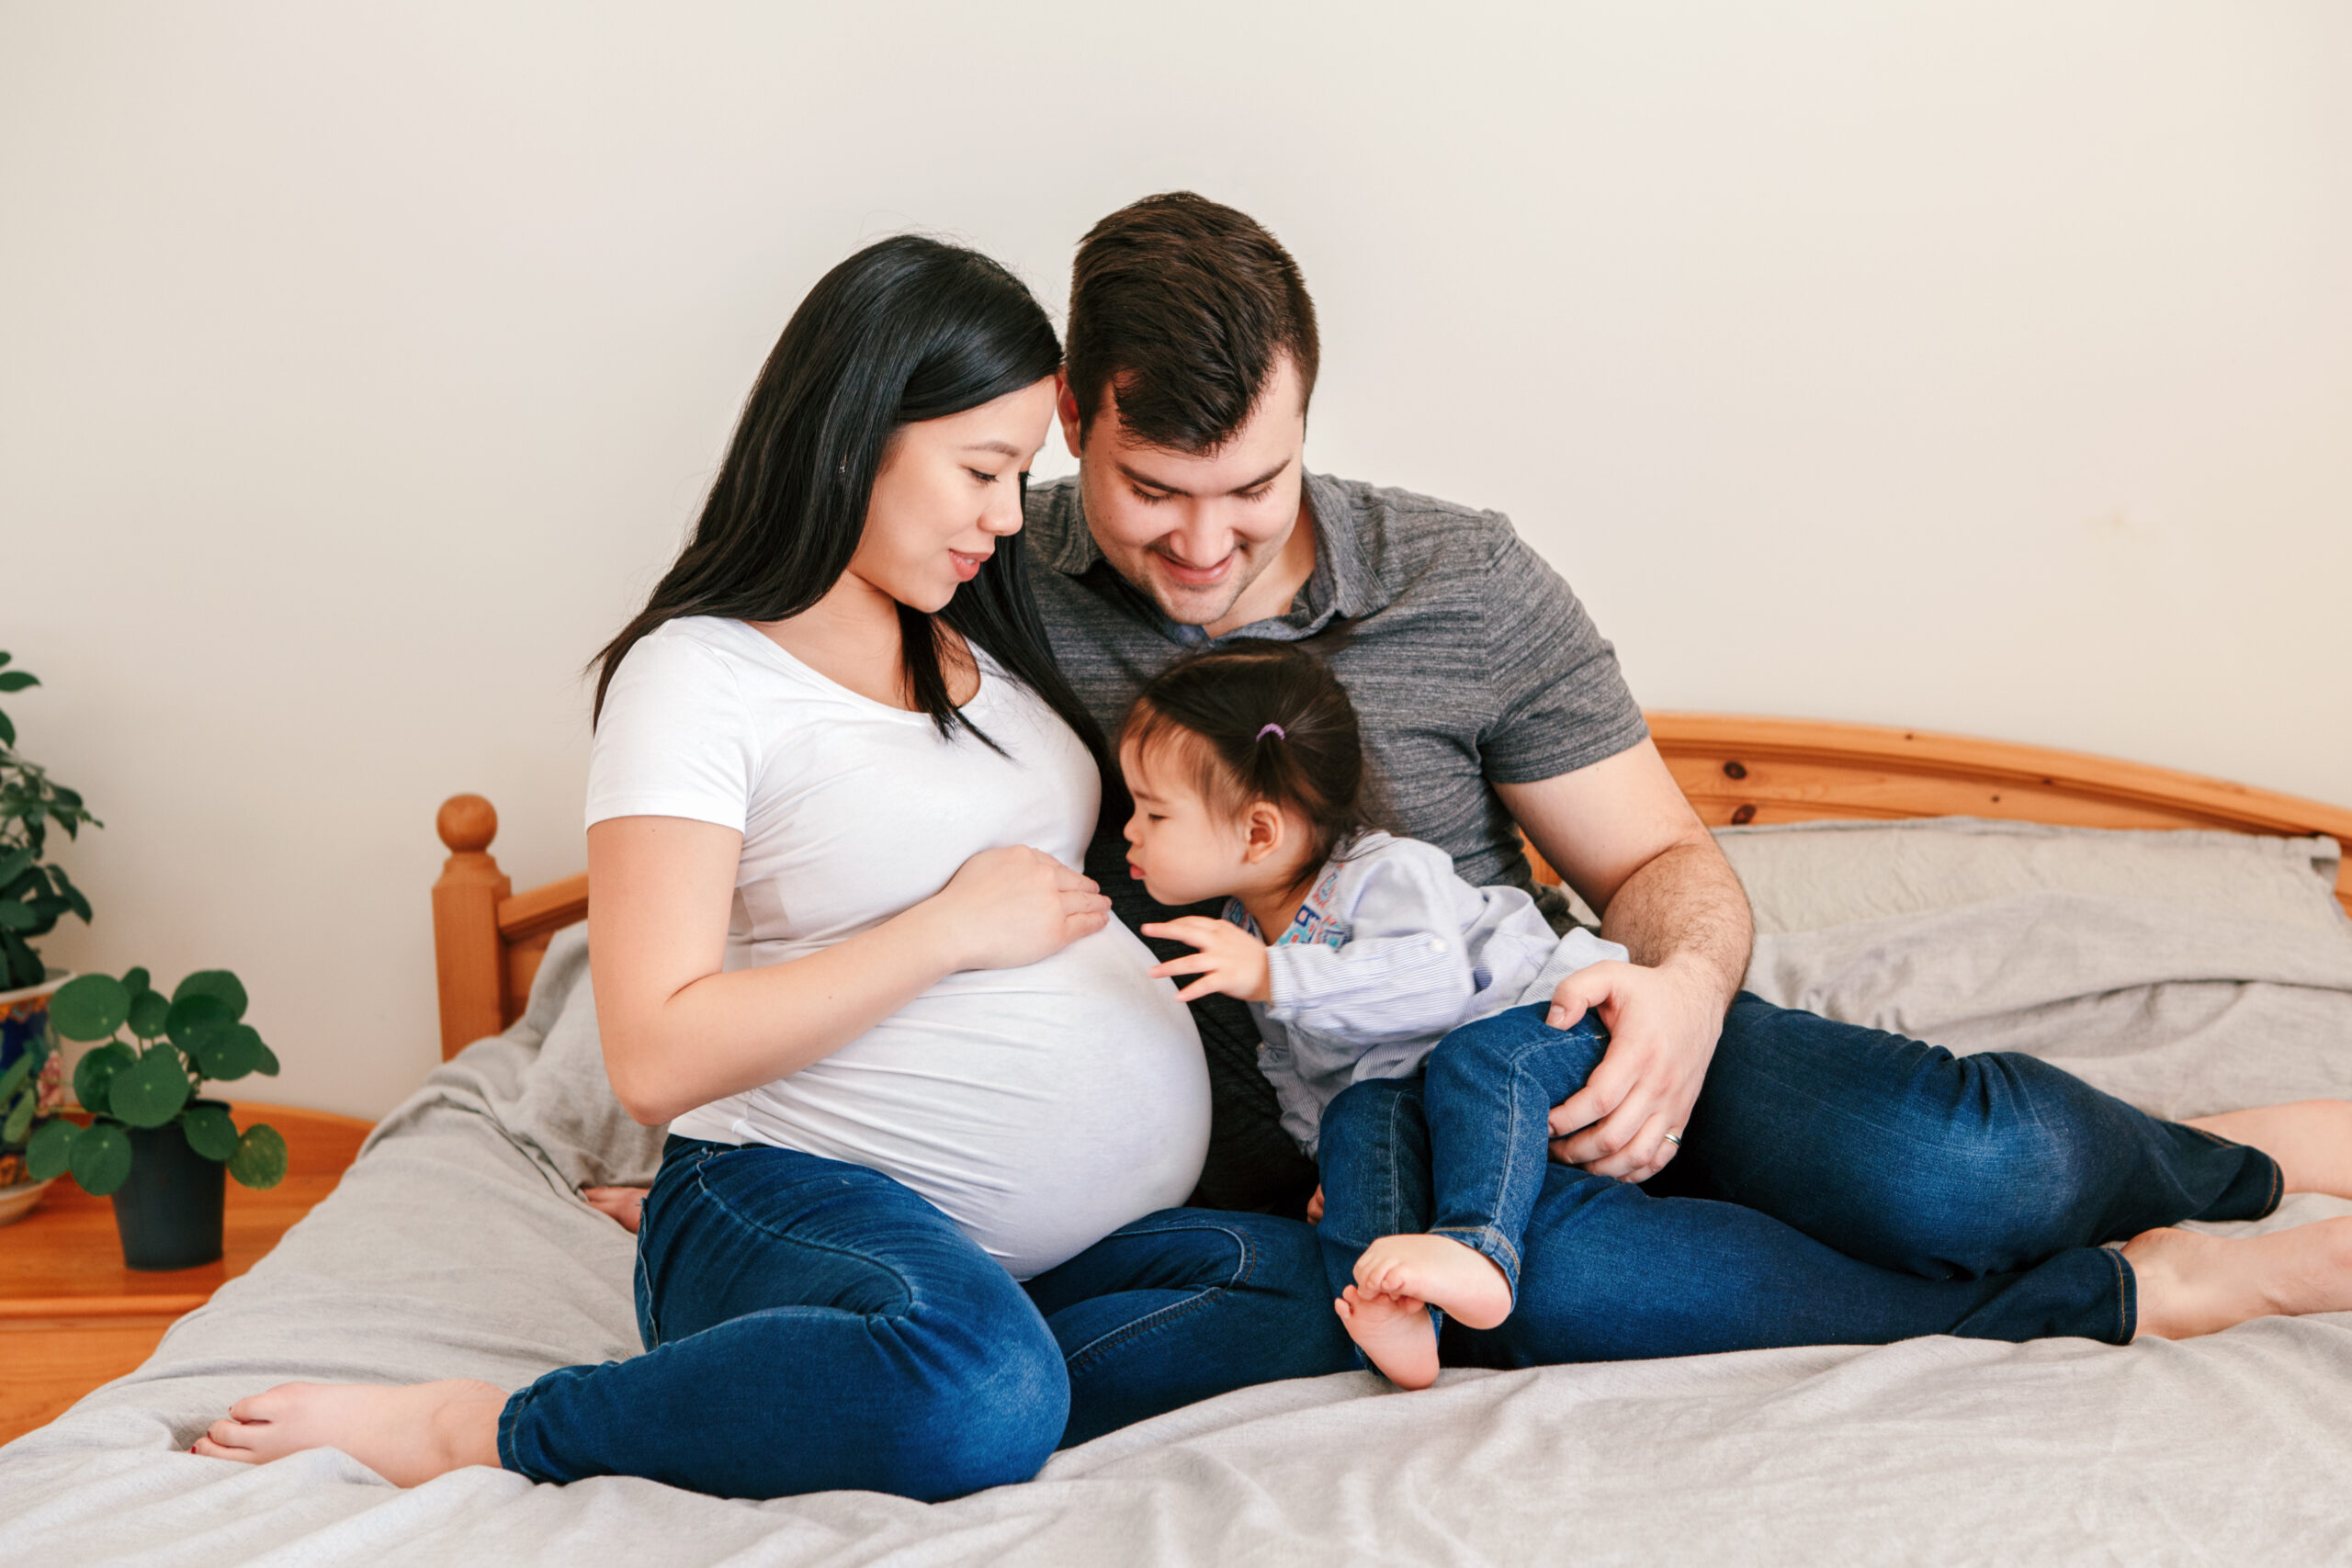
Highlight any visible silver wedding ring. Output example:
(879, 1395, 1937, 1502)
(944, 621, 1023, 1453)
(1662, 1131, 1684, 1146)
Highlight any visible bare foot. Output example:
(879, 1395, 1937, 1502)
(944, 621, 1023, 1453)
(2184, 1100, 2352, 1199)
(2123, 1217, 2352, 1340)
(190, 1380, 508, 1486)
(1335, 1284, 1440, 1390)
(1354, 1234, 1513, 1332)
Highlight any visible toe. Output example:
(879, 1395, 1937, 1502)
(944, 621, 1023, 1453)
(229, 1391, 282, 1422)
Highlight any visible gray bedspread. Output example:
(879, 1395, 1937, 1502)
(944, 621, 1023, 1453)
(6, 822, 2350, 1566)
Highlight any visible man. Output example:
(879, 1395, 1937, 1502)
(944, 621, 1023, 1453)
(584, 197, 2346, 1368)
(1018, 191, 2344, 1364)
(1023, 191, 1752, 1215)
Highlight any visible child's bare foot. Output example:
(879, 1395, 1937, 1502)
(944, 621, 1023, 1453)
(189, 1380, 507, 1486)
(2123, 1216, 2352, 1339)
(1354, 1233, 1513, 1332)
(2184, 1100, 2352, 1199)
(1335, 1284, 1440, 1390)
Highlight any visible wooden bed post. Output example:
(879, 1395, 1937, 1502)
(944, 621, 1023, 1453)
(433, 794, 513, 1059)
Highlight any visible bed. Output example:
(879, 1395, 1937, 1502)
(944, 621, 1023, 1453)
(5, 714, 2350, 1566)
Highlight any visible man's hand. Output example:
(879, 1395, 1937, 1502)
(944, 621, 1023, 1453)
(1497, 745, 1754, 1188)
(1142, 917, 1273, 1003)
(1544, 957, 1725, 1182)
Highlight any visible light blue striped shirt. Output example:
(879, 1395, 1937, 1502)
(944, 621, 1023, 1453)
(1225, 832, 1627, 1155)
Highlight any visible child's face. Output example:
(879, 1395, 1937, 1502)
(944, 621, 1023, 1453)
(1118, 739, 1255, 907)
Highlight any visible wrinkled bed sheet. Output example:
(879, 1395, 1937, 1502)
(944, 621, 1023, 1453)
(6, 830, 2351, 1567)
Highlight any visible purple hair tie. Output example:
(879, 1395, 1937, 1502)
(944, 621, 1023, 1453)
(1257, 723, 1286, 741)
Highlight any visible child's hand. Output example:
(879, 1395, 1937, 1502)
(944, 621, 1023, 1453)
(1142, 917, 1272, 1003)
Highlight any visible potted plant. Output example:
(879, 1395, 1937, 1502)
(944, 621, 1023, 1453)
(0, 649, 97, 1214)
(25, 969, 288, 1269)
(0, 1023, 61, 1224)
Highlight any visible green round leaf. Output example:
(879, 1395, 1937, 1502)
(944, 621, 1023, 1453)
(179, 1103, 240, 1162)
(120, 965, 150, 996)
(26, 1116, 76, 1180)
(228, 1122, 287, 1190)
(69, 1122, 132, 1196)
(193, 1023, 264, 1083)
(126, 989, 170, 1040)
(107, 1045, 191, 1129)
(251, 1038, 281, 1077)
(49, 974, 130, 1041)
(73, 1041, 136, 1113)
(171, 970, 248, 1024)
(3, 1095, 30, 1145)
(165, 992, 232, 1053)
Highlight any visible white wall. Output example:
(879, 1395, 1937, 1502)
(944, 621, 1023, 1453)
(4, 1, 2346, 1119)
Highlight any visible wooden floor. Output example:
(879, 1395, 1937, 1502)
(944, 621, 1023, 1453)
(0, 1103, 371, 1443)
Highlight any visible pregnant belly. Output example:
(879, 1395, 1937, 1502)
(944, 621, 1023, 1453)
(677, 923, 1211, 1279)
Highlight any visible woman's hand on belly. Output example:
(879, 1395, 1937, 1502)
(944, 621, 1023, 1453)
(923, 844, 1111, 971)
(591, 825, 1103, 1129)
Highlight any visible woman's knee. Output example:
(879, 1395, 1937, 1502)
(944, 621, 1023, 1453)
(910, 1315, 1069, 1498)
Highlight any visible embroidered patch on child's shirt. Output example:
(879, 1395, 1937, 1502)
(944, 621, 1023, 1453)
(1222, 863, 1349, 951)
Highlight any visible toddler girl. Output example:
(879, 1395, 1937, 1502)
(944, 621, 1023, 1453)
(1122, 639, 1627, 1388)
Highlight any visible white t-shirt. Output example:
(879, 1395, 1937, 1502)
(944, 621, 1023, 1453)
(586, 616, 1209, 1279)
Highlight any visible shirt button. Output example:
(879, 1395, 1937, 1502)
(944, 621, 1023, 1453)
(1427, 938, 1447, 953)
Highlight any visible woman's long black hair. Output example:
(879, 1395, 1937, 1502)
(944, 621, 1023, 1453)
(592, 235, 1101, 761)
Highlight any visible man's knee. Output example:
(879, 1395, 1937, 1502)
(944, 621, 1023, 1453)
(1859, 1112, 2098, 1277)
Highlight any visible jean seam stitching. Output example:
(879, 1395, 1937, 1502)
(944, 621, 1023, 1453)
(1429, 1224, 1520, 1279)
(2107, 1245, 2132, 1343)
(1454, 1027, 1561, 1262)
(494, 1387, 531, 1477)
(690, 1153, 918, 1315)
(1059, 1221, 1259, 1371)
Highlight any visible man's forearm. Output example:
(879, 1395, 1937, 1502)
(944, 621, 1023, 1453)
(1594, 834, 1753, 1013)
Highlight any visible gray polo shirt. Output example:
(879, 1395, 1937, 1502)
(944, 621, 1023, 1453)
(1021, 470, 1648, 1209)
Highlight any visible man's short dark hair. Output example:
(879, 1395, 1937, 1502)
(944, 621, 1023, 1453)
(1066, 192, 1319, 453)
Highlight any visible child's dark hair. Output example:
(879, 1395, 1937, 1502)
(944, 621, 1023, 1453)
(1121, 639, 1378, 865)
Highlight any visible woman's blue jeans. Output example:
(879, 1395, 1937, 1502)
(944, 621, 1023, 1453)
(1316, 995, 2281, 1368)
(495, 1137, 1355, 1500)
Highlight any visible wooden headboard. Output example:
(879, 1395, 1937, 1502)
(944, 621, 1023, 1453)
(429, 713, 2352, 1059)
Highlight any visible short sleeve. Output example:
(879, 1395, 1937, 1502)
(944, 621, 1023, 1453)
(1476, 525, 1649, 784)
(586, 627, 759, 831)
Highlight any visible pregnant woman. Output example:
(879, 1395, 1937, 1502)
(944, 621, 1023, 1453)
(191, 236, 1351, 1499)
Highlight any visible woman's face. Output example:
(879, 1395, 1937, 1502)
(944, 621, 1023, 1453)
(848, 376, 1060, 613)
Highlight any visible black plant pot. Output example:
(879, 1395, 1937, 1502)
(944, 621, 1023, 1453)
(110, 1107, 227, 1271)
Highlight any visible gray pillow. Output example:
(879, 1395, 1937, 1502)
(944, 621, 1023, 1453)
(1713, 817, 2346, 937)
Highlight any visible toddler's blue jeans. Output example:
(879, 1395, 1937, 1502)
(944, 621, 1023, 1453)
(1315, 994, 2279, 1368)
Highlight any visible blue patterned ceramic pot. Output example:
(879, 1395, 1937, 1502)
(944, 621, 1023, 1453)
(0, 970, 70, 1190)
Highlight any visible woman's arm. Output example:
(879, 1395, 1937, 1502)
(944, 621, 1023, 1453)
(590, 815, 1109, 1125)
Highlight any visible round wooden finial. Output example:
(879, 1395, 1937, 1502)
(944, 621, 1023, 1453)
(437, 794, 498, 854)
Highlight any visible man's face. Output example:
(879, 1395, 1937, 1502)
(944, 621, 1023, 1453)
(1060, 356, 1309, 633)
